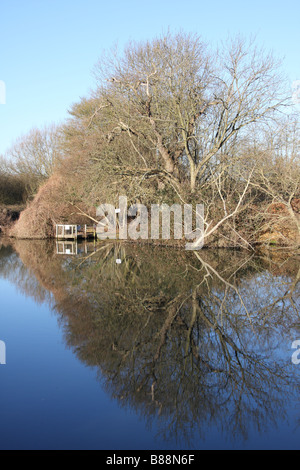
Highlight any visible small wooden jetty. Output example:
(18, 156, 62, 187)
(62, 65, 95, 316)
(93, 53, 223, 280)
(55, 224, 97, 240)
(56, 241, 78, 255)
(56, 240, 98, 256)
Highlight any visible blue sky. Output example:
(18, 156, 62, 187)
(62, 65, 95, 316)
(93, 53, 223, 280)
(0, 0, 299, 156)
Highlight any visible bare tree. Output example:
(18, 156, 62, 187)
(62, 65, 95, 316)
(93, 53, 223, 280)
(11, 32, 296, 245)
(5, 123, 64, 197)
(248, 115, 300, 246)
(92, 33, 289, 192)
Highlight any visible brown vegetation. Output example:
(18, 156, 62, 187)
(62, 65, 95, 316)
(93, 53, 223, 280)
(4, 33, 300, 247)
(10, 174, 94, 239)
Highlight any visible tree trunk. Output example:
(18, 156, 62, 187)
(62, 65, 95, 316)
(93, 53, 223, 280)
(190, 164, 197, 193)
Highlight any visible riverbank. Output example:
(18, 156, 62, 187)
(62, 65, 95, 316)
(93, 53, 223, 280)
(4, 193, 300, 250)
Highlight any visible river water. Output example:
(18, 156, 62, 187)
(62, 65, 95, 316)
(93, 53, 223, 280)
(0, 239, 299, 450)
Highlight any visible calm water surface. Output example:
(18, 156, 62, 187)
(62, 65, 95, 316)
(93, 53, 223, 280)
(0, 239, 299, 450)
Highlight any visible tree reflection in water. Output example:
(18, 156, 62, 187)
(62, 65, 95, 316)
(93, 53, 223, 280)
(1, 239, 300, 446)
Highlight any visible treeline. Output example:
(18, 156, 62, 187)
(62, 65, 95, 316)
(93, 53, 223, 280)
(5, 32, 300, 246)
(0, 167, 26, 205)
(0, 124, 63, 205)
